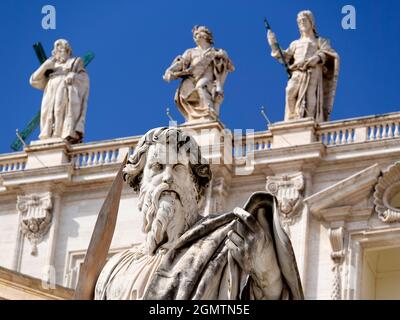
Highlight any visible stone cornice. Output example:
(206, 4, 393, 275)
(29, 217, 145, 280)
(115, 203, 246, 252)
(179, 119, 226, 131)
(253, 142, 325, 170)
(270, 117, 316, 133)
(323, 138, 400, 161)
(25, 140, 72, 153)
(69, 136, 141, 151)
(1, 164, 73, 188)
(0, 267, 73, 300)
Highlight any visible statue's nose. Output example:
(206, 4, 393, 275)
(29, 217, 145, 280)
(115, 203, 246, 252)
(162, 167, 174, 184)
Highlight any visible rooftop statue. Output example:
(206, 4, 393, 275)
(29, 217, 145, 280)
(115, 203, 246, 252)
(30, 39, 90, 143)
(267, 10, 339, 122)
(163, 26, 234, 122)
(76, 127, 303, 300)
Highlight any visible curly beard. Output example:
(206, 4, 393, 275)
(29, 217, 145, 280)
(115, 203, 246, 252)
(139, 181, 199, 255)
(54, 51, 70, 63)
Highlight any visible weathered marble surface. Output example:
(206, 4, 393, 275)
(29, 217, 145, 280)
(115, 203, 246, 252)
(30, 39, 90, 143)
(2, 113, 400, 299)
(93, 127, 302, 300)
(267, 10, 339, 122)
(164, 26, 234, 122)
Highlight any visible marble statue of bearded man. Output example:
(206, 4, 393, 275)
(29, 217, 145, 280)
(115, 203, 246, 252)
(30, 39, 90, 143)
(267, 10, 339, 122)
(94, 127, 303, 300)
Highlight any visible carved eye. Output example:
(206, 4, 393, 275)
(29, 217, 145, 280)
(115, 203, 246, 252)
(151, 163, 164, 172)
(173, 163, 185, 171)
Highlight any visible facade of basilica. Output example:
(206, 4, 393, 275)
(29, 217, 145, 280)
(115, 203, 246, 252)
(1, 12, 400, 300)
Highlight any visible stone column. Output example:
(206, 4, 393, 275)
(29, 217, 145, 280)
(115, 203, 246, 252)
(204, 176, 229, 215)
(42, 192, 62, 287)
(11, 219, 24, 272)
(296, 171, 313, 295)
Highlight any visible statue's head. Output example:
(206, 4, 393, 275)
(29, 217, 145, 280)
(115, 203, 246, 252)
(192, 25, 214, 46)
(52, 39, 72, 63)
(297, 10, 318, 37)
(123, 127, 212, 254)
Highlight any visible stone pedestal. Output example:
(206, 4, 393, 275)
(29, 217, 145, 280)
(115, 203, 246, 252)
(179, 120, 225, 146)
(269, 118, 317, 148)
(179, 120, 230, 164)
(25, 139, 71, 170)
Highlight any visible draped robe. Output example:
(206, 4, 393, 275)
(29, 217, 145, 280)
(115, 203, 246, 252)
(30, 57, 89, 142)
(273, 37, 339, 122)
(94, 192, 303, 300)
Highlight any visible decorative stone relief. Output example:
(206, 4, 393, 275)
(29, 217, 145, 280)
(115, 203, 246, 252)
(16, 192, 53, 255)
(374, 161, 400, 223)
(328, 227, 345, 300)
(266, 172, 305, 229)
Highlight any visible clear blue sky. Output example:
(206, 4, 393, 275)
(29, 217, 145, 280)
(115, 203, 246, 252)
(1, 0, 399, 153)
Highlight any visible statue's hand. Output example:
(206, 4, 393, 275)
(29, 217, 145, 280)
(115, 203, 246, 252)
(42, 58, 55, 70)
(65, 74, 74, 85)
(163, 71, 177, 82)
(227, 208, 272, 282)
(267, 30, 277, 46)
(227, 207, 283, 299)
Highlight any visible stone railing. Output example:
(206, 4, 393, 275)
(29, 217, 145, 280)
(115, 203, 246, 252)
(233, 131, 273, 157)
(64, 112, 400, 167)
(2, 112, 400, 174)
(254, 131, 273, 151)
(69, 136, 140, 169)
(0, 152, 27, 173)
(317, 112, 400, 146)
(68, 130, 274, 166)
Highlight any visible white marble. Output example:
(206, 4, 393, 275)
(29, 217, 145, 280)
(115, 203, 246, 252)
(1, 112, 400, 299)
(30, 39, 90, 143)
(93, 127, 301, 300)
(267, 10, 339, 122)
(164, 26, 234, 122)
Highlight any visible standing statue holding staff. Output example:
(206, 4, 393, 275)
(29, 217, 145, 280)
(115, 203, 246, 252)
(266, 10, 339, 122)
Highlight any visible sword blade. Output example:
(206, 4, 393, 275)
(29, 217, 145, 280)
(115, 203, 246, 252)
(73, 154, 128, 300)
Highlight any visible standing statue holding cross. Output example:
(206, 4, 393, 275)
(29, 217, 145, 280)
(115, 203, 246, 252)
(30, 39, 90, 144)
